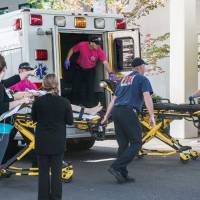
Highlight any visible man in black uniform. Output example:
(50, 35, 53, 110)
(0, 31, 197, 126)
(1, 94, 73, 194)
(102, 57, 155, 183)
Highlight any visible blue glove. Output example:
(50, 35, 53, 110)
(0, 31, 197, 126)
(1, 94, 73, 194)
(109, 73, 116, 81)
(189, 96, 194, 102)
(64, 59, 70, 70)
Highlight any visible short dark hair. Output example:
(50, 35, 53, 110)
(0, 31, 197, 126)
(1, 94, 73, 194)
(89, 36, 102, 45)
(0, 54, 6, 73)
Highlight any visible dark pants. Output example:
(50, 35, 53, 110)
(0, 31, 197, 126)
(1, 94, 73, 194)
(72, 65, 95, 107)
(38, 154, 63, 200)
(111, 106, 142, 177)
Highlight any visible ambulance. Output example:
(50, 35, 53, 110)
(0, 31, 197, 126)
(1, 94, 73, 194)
(0, 9, 141, 150)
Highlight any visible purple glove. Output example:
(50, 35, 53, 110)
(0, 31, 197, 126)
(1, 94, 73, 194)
(109, 73, 116, 81)
(64, 59, 70, 70)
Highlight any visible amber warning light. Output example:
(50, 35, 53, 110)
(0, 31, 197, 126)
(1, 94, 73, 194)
(75, 17, 86, 28)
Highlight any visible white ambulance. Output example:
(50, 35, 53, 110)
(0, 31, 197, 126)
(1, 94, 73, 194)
(0, 9, 141, 150)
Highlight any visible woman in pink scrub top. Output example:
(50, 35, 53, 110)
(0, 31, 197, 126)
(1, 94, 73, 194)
(64, 36, 111, 107)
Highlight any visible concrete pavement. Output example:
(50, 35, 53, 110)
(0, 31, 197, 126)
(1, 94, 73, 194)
(0, 139, 200, 200)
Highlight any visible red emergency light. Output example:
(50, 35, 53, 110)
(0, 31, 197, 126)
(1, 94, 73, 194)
(115, 19, 126, 29)
(30, 14, 43, 26)
(35, 49, 48, 60)
(14, 18, 22, 30)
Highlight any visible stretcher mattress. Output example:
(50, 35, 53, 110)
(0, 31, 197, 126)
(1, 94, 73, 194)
(153, 103, 200, 113)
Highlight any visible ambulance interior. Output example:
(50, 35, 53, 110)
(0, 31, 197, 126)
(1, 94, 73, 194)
(59, 33, 106, 107)
(59, 33, 135, 108)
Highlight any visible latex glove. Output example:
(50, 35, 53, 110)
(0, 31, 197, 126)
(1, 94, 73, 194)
(109, 72, 116, 81)
(64, 59, 70, 70)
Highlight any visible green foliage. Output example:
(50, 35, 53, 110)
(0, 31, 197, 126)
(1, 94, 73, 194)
(28, 0, 44, 9)
(27, 0, 93, 10)
(123, 0, 167, 24)
(198, 52, 200, 71)
(142, 33, 170, 75)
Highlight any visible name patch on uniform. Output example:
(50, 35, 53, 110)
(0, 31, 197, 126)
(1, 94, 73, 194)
(120, 75, 135, 86)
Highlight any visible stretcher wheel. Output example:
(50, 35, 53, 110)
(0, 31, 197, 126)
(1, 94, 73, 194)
(61, 176, 73, 183)
(0, 170, 12, 178)
(61, 163, 74, 183)
(179, 153, 190, 164)
(189, 150, 199, 160)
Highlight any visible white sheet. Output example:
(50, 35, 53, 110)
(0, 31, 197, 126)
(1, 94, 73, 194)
(73, 113, 99, 120)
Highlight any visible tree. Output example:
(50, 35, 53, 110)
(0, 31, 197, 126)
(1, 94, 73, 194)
(143, 33, 170, 75)
(28, 0, 93, 11)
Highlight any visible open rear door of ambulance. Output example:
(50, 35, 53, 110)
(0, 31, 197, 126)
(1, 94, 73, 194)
(106, 29, 141, 73)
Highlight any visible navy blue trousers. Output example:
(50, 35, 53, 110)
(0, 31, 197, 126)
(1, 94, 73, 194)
(111, 106, 142, 177)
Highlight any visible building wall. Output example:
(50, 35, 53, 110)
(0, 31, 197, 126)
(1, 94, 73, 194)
(0, 0, 26, 12)
(137, 1, 170, 98)
(130, 0, 200, 99)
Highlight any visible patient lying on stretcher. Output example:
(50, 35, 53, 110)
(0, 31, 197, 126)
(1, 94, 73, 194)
(0, 89, 103, 122)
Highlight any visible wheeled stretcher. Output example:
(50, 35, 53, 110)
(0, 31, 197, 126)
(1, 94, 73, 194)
(0, 105, 105, 180)
(140, 100, 200, 163)
(0, 109, 73, 181)
(100, 80, 200, 163)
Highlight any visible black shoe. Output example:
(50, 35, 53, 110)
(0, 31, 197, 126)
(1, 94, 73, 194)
(108, 167, 126, 183)
(124, 176, 135, 183)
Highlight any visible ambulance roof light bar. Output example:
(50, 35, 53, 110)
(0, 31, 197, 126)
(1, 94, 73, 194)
(54, 16, 66, 27)
(94, 18, 105, 29)
(75, 17, 86, 28)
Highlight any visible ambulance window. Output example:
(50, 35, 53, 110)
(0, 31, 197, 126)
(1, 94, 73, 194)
(0, 7, 8, 15)
(113, 37, 135, 71)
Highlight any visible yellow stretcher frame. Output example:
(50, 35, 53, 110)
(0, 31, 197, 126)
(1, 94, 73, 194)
(100, 79, 200, 163)
(0, 115, 73, 182)
(139, 111, 199, 163)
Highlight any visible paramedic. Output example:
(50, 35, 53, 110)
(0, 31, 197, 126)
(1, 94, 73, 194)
(102, 57, 155, 183)
(31, 74, 73, 200)
(64, 36, 115, 107)
(9, 62, 38, 92)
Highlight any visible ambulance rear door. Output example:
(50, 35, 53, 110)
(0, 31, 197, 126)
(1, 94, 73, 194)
(105, 29, 141, 73)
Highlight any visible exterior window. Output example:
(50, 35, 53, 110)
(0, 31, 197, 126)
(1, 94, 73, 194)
(18, 3, 31, 9)
(0, 7, 8, 15)
(113, 37, 135, 71)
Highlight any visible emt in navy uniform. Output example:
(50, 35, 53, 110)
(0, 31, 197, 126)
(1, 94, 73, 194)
(102, 57, 155, 184)
(31, 74, 73, 200)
